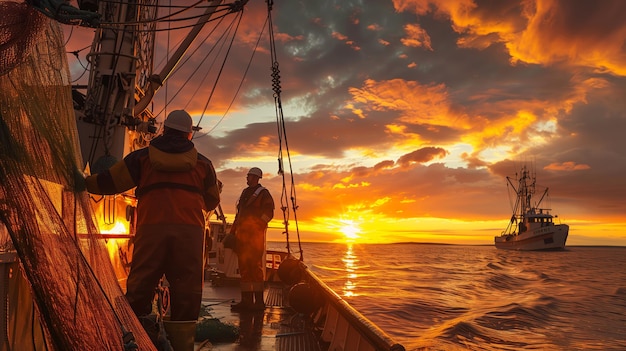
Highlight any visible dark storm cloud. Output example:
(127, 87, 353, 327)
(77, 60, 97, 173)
(65, 0, 626, 243)
(222, 1, 625, 222)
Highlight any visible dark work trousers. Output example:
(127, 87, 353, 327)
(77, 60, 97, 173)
(126, 223, 204, 321)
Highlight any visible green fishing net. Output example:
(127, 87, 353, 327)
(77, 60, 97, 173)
(195, 304, 239, 343)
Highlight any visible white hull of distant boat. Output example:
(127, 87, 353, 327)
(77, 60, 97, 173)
(495, 165, 569, 251)
(495, 223, 569, 250)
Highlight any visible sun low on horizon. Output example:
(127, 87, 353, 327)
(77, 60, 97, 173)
(340, 219, 362, 242)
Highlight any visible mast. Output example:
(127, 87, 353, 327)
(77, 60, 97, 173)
(521, 167, 530, 215)
(134, 0, 225, 117)
(77, 0, 226, 170)
(77, 0, 156, 169)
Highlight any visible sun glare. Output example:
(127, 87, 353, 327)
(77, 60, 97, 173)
(340, 219, 361, 241)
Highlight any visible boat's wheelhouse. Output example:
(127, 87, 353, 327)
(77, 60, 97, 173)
(522, 208, 554, 232)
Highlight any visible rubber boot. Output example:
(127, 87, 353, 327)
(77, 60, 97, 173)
(231, 291, 254, 311)
(253, 291, 265, 311)
(163, 320, 196, 351)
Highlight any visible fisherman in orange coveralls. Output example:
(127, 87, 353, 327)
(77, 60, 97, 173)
(230, 167, 274, 311)
(85, 110, 221, 351)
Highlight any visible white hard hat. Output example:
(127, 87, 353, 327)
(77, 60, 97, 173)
(164, 110, 193, 133)
(247, 167, 263, 178)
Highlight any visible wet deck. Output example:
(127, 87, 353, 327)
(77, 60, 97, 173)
(198, 282, 323, 351)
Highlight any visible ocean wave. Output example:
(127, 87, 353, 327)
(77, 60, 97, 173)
(301, 243, 626, 351)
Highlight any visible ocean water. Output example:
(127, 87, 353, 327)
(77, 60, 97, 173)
(297, 243, 626, 351)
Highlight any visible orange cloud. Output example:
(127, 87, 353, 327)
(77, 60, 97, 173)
(272, 32, 304, 43)
(332, 31, 348, 41)
(544, 162, 590, 171)
(392, 0, 626, 76)
(510, 1, 626, 76)
(332, 31, 361, 50)
(401, 23, 433, 50)
(465, 110, 536, 150)
(346, 78, 470, 128)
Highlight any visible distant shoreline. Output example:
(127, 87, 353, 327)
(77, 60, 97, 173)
(268, 241, 626, 248)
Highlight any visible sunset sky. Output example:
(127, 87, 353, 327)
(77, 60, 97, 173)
(64, 0, 626, 246)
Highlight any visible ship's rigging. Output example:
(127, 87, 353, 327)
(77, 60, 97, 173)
(64, 0, 304, 256)
(504, 165, 552, 235)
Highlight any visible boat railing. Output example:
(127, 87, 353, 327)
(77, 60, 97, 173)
(300, 263, 406, 351)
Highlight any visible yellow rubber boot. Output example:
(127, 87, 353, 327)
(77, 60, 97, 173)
(163, 320, 196, 351)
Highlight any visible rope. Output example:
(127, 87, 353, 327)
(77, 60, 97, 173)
(150, 2, 250, 135)
(266, 0, 304, 261)
(202, 4, 266, 136)
(193, 10, 244, 136)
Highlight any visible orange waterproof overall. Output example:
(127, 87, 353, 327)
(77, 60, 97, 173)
(86, 134, 220, 320)
(232, 185, 274, 293)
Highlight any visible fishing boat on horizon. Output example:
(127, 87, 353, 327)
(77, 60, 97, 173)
(495, 165, 569, 251)
(0, 1, 405, 350)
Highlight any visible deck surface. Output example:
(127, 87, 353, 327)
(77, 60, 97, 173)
(197, 282, 323, 351)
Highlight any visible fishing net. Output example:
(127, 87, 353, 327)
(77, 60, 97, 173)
(0, 3, 155, 350)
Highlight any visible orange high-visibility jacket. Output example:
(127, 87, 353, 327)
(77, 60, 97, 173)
(85, 134, 220, 228)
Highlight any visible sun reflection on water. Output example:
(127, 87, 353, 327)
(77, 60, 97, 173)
(342, 243, 359, 297)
